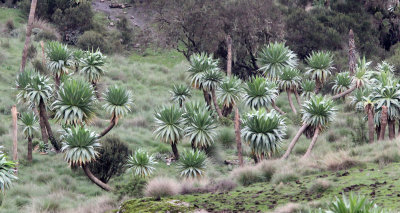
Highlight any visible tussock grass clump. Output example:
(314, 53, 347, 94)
(216, 127, 235, 148)
(308, 179, 332, 193)
(320, 151, 363, 171)
(144, 177, 181, 200)
(64, 196, 116, 213)
(373, 149, 400, 165)
(231, 165, 263, 186)
(213, 178, 237, 192)
(271, 170, 299, 184)
(5, 19, 15, 33)
(274, 203, 305, 213)
(256, 160, 278, 181)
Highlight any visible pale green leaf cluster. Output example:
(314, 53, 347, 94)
(184, 108, 217, 149)
(80, 49, 106, 83)
(19, 112, 39, 138)
(170, 84, 192, 106)
(178, 150, 207, 179)
(126, 149, 157, 178)
(103, 86, 133, 118)
(301, 80, 316, 99)
(216, 76, 243, 107)
(305, 51, 335, 83)
(332, 72, 351, 95)
(302, 95, 336, 129)
(187, 52, 219, 89)
(25, 73, 53, 107)
(154, 105, 184, 145)
(277, 67, 302, 91)
(46, 41, 73, 78)
(0, 152, 17, 192)
(244, 76, 278, 110)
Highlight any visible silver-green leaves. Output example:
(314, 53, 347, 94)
(126, 149, 157, 178)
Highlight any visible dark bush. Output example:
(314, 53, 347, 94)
(5, 19, 15, 33)
(34, 29, 59, 41)
(26, 45, 37, 61)
(114, 176, 147, 200)
(31, 58, 48, 75)
(77, 30, 110, 53)
(89, 136, 130, 183)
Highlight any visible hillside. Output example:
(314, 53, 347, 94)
(2, 2, 400, 213)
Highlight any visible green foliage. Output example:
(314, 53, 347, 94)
(277, 67, 302, 91)
(77, 30, 109, 53)
(126, 149, 157, 178)
(15, 70, 35, 104)
(242, 109, 286, 157)
(301, 79, 316, 99)
(350, 89, 370, 112)
(89, 136, 130, 183)
(154, 105, 184, 145)
(332, 72, 351, 95)
(80, 49, 106, 83)
(371, 85, 400, 121)
(46, 41, 72, 78)
(306, 51, 335, 83)
(115, 176, 147, 199)
(170, 84, 192, 107)
(60, 126, 100, 166)
(19, 112, 39, 138)
(103, 86, 133, 118)
(257, 42, 298, 79)
(201, 68, 224, 91)
(217, 76, 243, 107)
(183, 101, 210, 125)
(244, 76, 278, 109)
(0, 149, 18, 192)
(302, 95, 336, 129)
(187, 52, 219, 89)
(216, 127, 235, 148)
(327, 193, 387, 213)
(52, 78, 96, 125)
(26, 73, 53, 106)
(178, 150, 207, 179)
(38, 141, 49, 153)
(184, 108, 217, 149)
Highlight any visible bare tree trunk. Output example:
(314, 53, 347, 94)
(379, 106, 388, 141)
(40, 41, 45, 66)
(234, 106, 243, 166)
(226, 35, 232, 77)
(348, 29, 356, 76)
(37, 107, 49, 144)
(271, 101, 285, 115)
(376, 125, 381, 140)
(55, 76, 60, 91)
(19, 0, 38, 72)
(389, 119, 395, 140)
(171, 142, 179, 160)
(365, 104, 374, 143)
(92, 82, 101, 99)
(11, 106, 18, 173)
(39, 99, 60, 151)
(252, 151, 258, 164)
(398, 120, 400, 137)
(82, 164, 112, 191)
(211, 89, 223, 119)
(287, 90, 297, 114)
(202, 89, 212, 107)
(332, 85, 357, 100)
(99, 115, 118, 138)
(303, 126, 320, 158)
(222, 105, 233, 117)
(27, 136, 33, 163)
(281, 123, 308, 159)
(294, 90, 302, 106)
(315, 79, 321, 94)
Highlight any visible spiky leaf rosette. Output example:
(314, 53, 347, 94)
(187, 53, 219, 88)
(126, 149, 157, 178)
(154, 105, 183, 145)
(301, 80, 316, 99)
(353, 57, 372, 88)
(46, 41, 72, 78)
(178, 150, 207, 179)
(201, 68, 224, 91)
(332, 72, 351, 95)
(277, 67, 302, 91)
(301, 95, 336, 129)
(184, 108, 217, 149)
(16, 70, 35, 104)
(170, 84, 191, 106)
(26, 73, 53, 107)
(328, 193, 386, 213)
(61, 126, 100, 166)
(19, 112, 39, 138)
(80, 49, 106, 83)
(72, 49, 85, 69)
(52, 78, 96, 125)
(244, 76, 278, 109)
(257, 42, 298, 79)
(305, 51, 335, 83)
(216, 76, 243, 107)
(350, 88, 371, 112)
(183, 101, 210, 125)
(103, 86, 133, 119)
(0, 152, 17, 192)
(371, 85, 400, 121)
(241, 109, 286, 157)
(376, 61, 394, 73)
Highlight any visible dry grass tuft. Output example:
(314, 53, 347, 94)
(62, 196, 116, 213)
(231, 165, 263, 186)
(32, 19, 61, 41)
(145, 177, 181, 199)
(274, 202, 303, 213)
(320, 151, 363, 171)
(308, 179, 332, 193)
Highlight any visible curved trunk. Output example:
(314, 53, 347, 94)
(294, 90, 302, 106)
(281, 123, 308, 159)
(234, 106, 243, 166)
(303, 126, 320, 158)
(211, 89, 223, 119)
(171, 142, 179, 160)
(388, 119, 395, 140)
(19, 0, 38, 72)
(287, 90, 297, 114)
(82, 164, 112, 191)
(332, 85, 357, 100)
(92, 82, 101, 99)
(202, 89, 212, 107)
(271, 101, 285, 115)
(379, 106, 388, 141)
(27, 137, 33, 163)
(365, 105, 374, 143)
(98, 115, 118, 138)
(39, 100, 60, 151)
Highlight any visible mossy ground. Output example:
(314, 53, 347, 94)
(118, 198, 195, 213)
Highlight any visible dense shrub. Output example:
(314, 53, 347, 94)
(144, 177, 181, 200)
(5, 19, 15, 33)
(308, 179, 332, 193)
(271, 171, 298, 184)
(89, 136, 130, 183)
(31, 58, 48, 74)
(115, 176, 147, 200)
(77, 30, 110, 53)
(216, 127, 235, 148)
(26, 45, 37, 61)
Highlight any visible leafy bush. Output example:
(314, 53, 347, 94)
(178, 150, 207, 179)
(327, 193, 387, 213)
(115, 176, 147, 200)
(38, 141, 48, 153)
(144, 177, 181, 200)
(77, 31, 110, 53)
(31, 58, 48, 74)
(89, 136, 130, 183)
(216, 127, 235, 148)
(126, 149, 157, 178)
